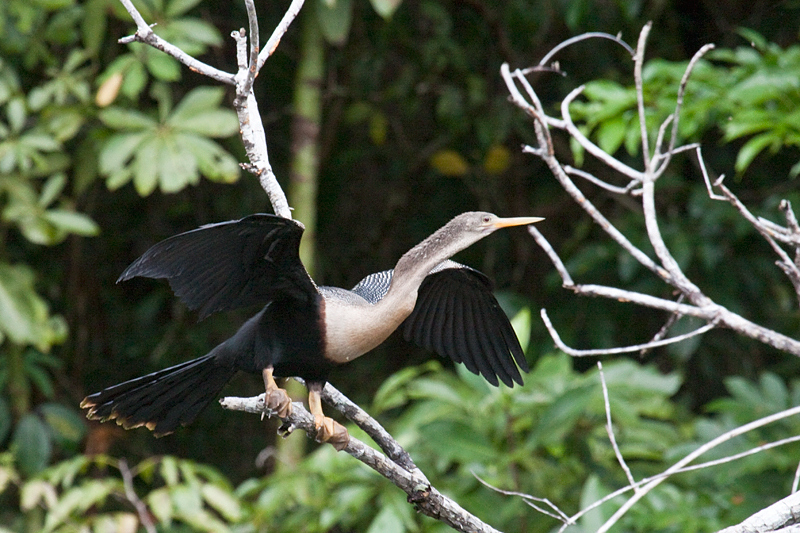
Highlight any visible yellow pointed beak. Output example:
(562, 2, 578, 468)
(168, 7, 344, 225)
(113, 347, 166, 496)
(492, 216, 544, 228)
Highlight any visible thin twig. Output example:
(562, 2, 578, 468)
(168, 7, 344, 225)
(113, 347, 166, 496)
(116, 0, 235, 85)
(598, 362, 637, 490)
(474, 474, 572, 523)
(598, 404, 800, 533)
(653, 44, 715, 177)
(541, 309, 715, 357)
(563, 165, 639, 195)
(534, 32, 635, 68)
(634, 22, 652, 169)
(257, 0, 306, 72)
(119, 458, 156, 533)
(240, 0, 260, 97)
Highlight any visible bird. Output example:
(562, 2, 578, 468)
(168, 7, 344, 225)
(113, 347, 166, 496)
(81, 211, 543, 450)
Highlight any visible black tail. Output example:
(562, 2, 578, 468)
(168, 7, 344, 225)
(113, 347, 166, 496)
(81, 353, 238, 436)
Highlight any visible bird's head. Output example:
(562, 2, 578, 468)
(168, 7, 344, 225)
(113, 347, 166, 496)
(452, 211, 544, 238)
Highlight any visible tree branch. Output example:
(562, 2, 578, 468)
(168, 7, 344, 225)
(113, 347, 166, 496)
(219, 394, 498, 533)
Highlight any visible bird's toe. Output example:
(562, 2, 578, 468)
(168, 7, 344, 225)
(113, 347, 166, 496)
(315, 416, 349, 451)
(265, 388, 293, 418)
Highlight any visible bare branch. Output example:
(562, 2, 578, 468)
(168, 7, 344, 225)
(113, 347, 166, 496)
(541, 308, 715, 357)
(560, 85, 645, 181)
(598, 362, 637, 490)
(653, 44, 715, 177)
(599, 404, 800, 533)
(290, 379, 429, 482)
(257, 0, 305, 72)
(220, 394, 500, 533)
(534, 32, 635, 69)
(717, 491, 800, 533)
(116, 0, 235, 85)
(118, 459, 156, 533)
(634, 22, 653, 169)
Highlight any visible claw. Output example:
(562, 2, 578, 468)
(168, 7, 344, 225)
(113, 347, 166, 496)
(262, 367, 292, 418)
(309, 385, 350, 451)
(315, 417, 349, 451)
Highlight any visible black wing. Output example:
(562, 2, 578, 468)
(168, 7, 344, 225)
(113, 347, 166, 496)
(352, 261, 528, 387)
(119, 214, 316, 319)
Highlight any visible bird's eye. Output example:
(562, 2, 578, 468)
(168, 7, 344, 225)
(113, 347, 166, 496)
(482, 215, 492, 224)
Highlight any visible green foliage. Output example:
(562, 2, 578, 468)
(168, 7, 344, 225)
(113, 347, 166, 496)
(0, 454, 242, 532)
(0, 0, 241, 511)
(98, 86, 240, 195)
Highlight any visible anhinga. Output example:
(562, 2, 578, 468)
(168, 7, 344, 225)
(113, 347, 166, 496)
(82, 212, 543, 450)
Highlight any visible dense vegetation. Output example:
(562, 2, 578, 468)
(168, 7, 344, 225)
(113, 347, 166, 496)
(1, 0, 799, 531)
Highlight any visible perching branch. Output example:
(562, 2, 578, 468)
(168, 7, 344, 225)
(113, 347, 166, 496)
(219, 394, 497, 533)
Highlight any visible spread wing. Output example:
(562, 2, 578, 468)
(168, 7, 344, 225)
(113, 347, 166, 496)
(352, 260, 528, 387)
(118, 214, 316, 319)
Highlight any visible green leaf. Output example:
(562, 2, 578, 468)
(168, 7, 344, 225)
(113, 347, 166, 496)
(13, 414, 51, 476)
(171, 109, 238, 137)
(0, 263, 56, 349)
(596, 114, 628, 154)
(177, 134, 239, 183)
(530, 383, 596, 446)
(735, 132, 775, 173)
(42, 480, 117, 533)
(40, 403, 86, 450)
(38, 174, 66, 208)
(132, 136, 160, 195)
(99, 107, 157, 130)
(369, 0, 402, 19)
(317, 0, 353, 46)
(168, 86, 224, 120)
(99, 132, 148, 173)
(167, 19, 223, 47)
(148, 487, 173, 525)
(165, 0, 204, 17)
(423, 419, 496, 463)
(7, 97, 27, 133)
(146, 50, 181, 82)
(201, 484, 241, 521)
(43, 209, 99, 236)
(366, 505, 405, 533)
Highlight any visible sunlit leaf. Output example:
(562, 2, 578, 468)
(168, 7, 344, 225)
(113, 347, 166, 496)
(430, 149, 469, 176)
(369, 0, 402, 19)
(43, 210, 99, 236)
(482, 144, 511, 174)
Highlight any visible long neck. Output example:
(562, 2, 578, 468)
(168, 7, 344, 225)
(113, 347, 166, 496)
(379, 222, 478, 317)
(320, 219, 481, 363)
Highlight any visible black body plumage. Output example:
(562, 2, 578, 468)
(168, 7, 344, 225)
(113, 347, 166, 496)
(82, 213, 531, 435)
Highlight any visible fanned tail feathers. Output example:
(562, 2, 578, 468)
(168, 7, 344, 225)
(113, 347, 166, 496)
(81, 354, 237, 436)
